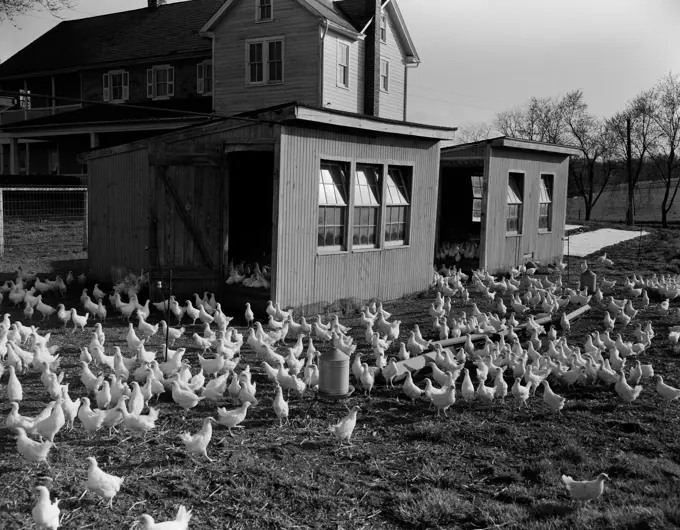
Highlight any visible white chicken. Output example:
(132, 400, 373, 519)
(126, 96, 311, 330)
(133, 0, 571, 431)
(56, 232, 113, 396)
(328, 405, 360, 445)
(562, 473, 610, 501)
(138, 506, 193, 530)
(179, 417, 217, 462)
(32, 486, 60, 530)
(81, 456, 124, 508)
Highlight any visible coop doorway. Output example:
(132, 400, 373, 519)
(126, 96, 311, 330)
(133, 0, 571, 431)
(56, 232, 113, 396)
(436, 166, 483, 271)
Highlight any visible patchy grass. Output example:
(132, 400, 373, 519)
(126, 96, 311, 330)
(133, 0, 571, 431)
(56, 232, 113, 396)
(1, 222, 680, 528)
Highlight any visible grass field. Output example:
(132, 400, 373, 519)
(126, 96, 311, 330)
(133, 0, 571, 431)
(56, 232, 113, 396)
(1, 221, 680, 529)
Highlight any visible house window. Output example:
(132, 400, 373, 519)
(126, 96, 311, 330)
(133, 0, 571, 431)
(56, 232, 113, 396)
(256, 0, 272, 22)
(539, 174, 553, 231)
(247, 38, 284, 84)
(318, 161, 349, 250)
(197, 61, 213, 95)
(471, 175, 483, 222)
(19, 89, 31, 109)
(353, 165, 381, 248)
(337, 41, 350, 88)
(506, 172, 524, 234)
(380, 59, 389, 92)
(103, 70, 129, 103)
(380, 14, 387, 43)
(147, 65, 174, 99)
(385, 167, 411, 245)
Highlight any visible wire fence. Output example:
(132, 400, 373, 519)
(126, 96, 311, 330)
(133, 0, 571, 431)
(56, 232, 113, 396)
(0, 178, 88, 273)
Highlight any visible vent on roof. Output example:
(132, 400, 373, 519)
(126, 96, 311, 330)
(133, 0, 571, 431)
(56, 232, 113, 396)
(148, 0, 158, 11)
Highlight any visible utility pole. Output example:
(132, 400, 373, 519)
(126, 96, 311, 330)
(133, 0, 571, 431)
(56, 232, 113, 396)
(626, 115, 634, 226)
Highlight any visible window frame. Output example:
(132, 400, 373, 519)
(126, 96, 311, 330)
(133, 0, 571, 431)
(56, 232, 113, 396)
(380, 59, 389, 92)
(318, 160, 350, 252)
(506, 171, 525, 235)
(538, 172, 554, 233)
(336, 41, 350, 89)
(471, 174, 484, 223)
(379, 14, 387, 43)
(147, 65, 174, 100)
(245, 37, 285, 85)
(104, 69, 129, 103)
(197, 60, 214, 95)
(19, 89, 31, 110)
(255, 0, 273, 23)
(352, 164, 382, 250)
(384, 166, 411, 247)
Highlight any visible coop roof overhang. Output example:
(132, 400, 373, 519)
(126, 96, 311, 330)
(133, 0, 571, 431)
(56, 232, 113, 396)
(441, 136, 582, 157)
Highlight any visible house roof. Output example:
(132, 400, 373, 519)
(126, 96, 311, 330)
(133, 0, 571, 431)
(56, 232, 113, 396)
(0, 0, 223, 80)
(80, 101, 456, 160)
(201, 0, 361, 36)
(441, 136, 583, 157)
(0, 98, 214, 136)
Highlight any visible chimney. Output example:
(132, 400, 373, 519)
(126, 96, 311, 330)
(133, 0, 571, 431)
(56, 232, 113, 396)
(363, 0, 381, 117)
(148, 0, 158, 11)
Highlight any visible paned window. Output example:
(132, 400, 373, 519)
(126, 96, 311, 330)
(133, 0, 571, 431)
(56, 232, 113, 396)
(256, 0, 272, 21)
(247, 38, 284, 84)
(337, 42, 350, 88)
(146, 65, 174, 99)
(103, 71, 129, 102)
(506, 172, 524, 234)
(197, 61, 214, 94)
(539, 174, 553, 231)
(353, 165, 381, 247)
(19, 89, 31, 109)
(471, 175, 483, 222)
(380, 14, 387, 42)
(318, 162, 349, 249)
(385, 167, 411, 245)
(380, 59, 389, 92)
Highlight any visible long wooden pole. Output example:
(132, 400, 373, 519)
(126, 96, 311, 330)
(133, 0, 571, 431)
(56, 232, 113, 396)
(0, 189, 4, 258)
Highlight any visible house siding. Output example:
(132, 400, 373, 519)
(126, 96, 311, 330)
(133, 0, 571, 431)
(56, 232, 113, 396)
(276, 125, 441, 311)
(483, 147, 569, 273)
(212, 0, 320, 115)
(321, 30, 364, 114)
(378, 11, 406, 121)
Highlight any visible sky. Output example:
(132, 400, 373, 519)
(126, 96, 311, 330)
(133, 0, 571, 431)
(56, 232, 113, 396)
(1, 0, 679, 129)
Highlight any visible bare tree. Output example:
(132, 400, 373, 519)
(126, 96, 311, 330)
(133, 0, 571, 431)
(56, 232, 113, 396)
(1, 0, 75, 21)
(493, 96, 568, 144)
(649, 73, 680, 228)
(561, 90, 614, 220)
(454, 121, 495, 144)
(606, 89, 658, 225)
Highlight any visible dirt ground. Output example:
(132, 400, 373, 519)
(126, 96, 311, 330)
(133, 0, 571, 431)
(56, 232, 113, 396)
(0, 220, 679, 529)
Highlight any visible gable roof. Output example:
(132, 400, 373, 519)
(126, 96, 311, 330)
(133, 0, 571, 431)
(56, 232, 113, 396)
(201, 0, 360, 37)
(441, 136, 582, 157)
(0, 0, 223, 80)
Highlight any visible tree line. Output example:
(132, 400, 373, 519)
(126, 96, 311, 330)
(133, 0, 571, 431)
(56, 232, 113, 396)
(457, 73, 680, 227)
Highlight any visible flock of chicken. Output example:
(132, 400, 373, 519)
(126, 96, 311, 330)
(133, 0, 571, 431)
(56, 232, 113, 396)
(2, 253, 680, 527)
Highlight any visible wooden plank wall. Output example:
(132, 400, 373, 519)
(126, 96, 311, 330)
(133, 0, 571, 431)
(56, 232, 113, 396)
(212, 0, 320, 115)
(88, 148, 150, 283)
(276, 125, 440, 311)
(483, 147, 569, 273)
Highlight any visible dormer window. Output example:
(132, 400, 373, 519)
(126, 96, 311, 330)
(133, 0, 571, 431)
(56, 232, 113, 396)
(256, 0, 272, 22)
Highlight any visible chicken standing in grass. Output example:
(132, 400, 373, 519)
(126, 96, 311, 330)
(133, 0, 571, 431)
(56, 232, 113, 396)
(217, 402, 251, 437)
(32, 486, 60, 530)
(328, 405, 360, 446)
(655, 376, 680, 406)
(272, 384, 289, 426)
(562, 473, 610, 501)
(179, 417, 217, 462)
(138, 505, 192, 530)
(15, 427, 53, 467)
(541, 380, 566, 415)
(615, 370, 643, 403)
(81, 456, 124, 509)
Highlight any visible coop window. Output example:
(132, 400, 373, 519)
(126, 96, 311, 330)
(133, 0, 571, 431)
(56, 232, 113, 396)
(385, 166, 411, 245)
(337, 41, 350, 89)
(256, 0, 272, 22)
(247, 38, 284, 84)
(471, 174, 483, 222)
(506, 172, 524, 234)
(539, 174, 553, 232)
(318, 161, 349, 250)
(147, 65, 174, 99)
(197, 61, 213, 95)
(353, 165, 381, 248)
(103, 70, 129, 103)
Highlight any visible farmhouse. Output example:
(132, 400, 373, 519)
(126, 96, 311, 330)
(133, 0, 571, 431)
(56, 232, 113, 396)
(80, 102, 455, 313)
(438, 137, 581, 273)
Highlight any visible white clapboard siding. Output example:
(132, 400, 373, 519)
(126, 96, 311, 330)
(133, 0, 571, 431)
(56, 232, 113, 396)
(322, 30, 364, 114)
(378, 11, 406, 121)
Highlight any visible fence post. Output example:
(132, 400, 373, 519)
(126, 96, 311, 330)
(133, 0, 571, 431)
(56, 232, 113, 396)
(0, 189, 4, 257)
(82, 189, 88, 250)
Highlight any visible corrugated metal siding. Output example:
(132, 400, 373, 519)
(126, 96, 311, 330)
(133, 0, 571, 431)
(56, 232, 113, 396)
(322, 30, 364, 113)
(483, 147, 569, 273)
(88, 148, 150, 282)
(378, 11, 406, 121)
(276, 125, 440, 310)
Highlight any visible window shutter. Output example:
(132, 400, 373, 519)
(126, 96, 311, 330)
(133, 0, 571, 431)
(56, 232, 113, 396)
(167, 67, 175, 97)
(102, 73, 110, 102)
(122, 71, 129, 101)
(197, 63, 204, 94)
(147, 69, 154, 98)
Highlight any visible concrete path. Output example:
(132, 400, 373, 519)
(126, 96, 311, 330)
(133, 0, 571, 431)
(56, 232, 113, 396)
(565, 224, 583, 231)
(563, 228, 648, 257)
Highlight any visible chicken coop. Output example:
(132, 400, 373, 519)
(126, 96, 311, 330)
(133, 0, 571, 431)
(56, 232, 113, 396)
(437, 137, 581, 273)
(80, 102, 455, 314)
